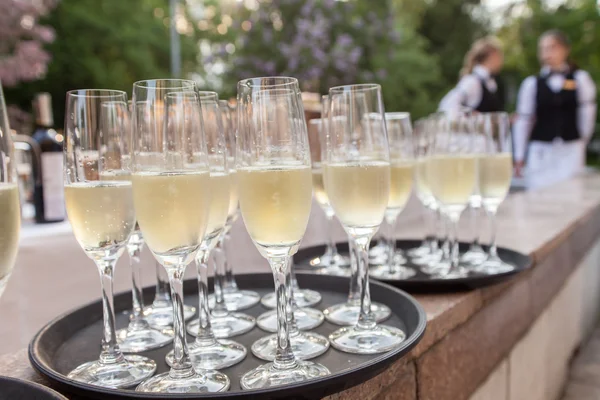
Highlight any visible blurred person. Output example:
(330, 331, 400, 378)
(439, 37, 505, 113)
(513, 30, 597, 188)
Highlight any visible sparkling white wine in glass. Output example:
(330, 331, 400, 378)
(227, 168, 239, 219)
(324, 161, 390, 230)
(132, 171, 210, 259)
(388, 160, 414, 213)
(0, 183, 20, 297)
(311, 163, 330, 208)
(427, 155, 477, 211)
(206, 171, 231, 237)
(238, 164, 312, 254)
(65, 181, 135, 255)
(478, 153, 512, 206)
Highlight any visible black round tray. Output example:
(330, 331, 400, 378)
(0, 376, 68, 400)
(295, 240, 532, 291)
(29, 273, 426, 399)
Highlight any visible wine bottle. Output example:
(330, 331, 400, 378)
(32, 93, 65, 223)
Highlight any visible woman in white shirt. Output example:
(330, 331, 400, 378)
(439, 37, 505, 114)
(513, 30, 597, 188)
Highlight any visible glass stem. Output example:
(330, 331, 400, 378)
(268, 256, 297, 371)
(223, 224, 238, 291)
(471, 205, 481, 249)
(487, 207, 499, 259)
(153, 260, 170, 308)
(449, 213, 461, 272)
(167, 265, 194, 379)
(286, 259, 300, 337)
(195, 251, 216, 344)
(96, 259, 125, 365)
(386, 217, 397, 274)
(324, 211, 337, 262)
(353, 237, 376, 330)
(212, 239, 229, 317)
(347, 235, 360, 304)
(127, 243, 148, 330)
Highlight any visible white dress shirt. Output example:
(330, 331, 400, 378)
(513, 65, 597, 162)
(438, 65, 498, 113)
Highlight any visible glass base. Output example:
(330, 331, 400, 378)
(208, 290, 261, 311)
(67, 355, 156, 389)
(261, 289, 321, 309)
(240, 360, 330, 390)
(143, 304, 196, 327)
(460, 247, 488, 266)
(329, 324, 406, 354)
(251, 332, 330, 361)
(187, 313, 255, 339)
(315, 265, 352, 277)
(407, 243, 430, 258)
(431, 266, 470, 279)
(308, 252, 351, 268)
(323, 301, 391, 326)
(135, 368, 230, 393)
(369, 241, 388, 259)
(257, 307, 324, 333)
(471, 258, 515, 274)
(165, 339, 246, 370)
(116, 324, 173, 353)
(369, 265, 416, 280)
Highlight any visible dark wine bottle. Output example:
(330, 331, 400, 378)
(31, 93, 65, 223)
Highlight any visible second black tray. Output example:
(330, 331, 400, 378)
(295, 240, 532, 291)
(29, 273, 426, 400)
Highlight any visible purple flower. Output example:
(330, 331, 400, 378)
(376, 69, 387, 80)
(300, 0, 315, 17)
(263, 28, 273, 43)
(288, 56, 299, 72)
(336, 33, 353, 48)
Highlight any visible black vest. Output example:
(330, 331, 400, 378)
(530, 70, 579, 142)
(475, 76, 504, 112)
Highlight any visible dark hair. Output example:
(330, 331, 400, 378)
(540, 29, 577, 70)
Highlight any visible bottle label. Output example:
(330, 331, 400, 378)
(41, 152, 65, 220)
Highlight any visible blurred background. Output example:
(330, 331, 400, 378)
(1, 0, 598, 136)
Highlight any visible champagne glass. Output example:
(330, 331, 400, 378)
(165, 91, 246, 370)
(427, 112, 477, 279)
(370, 112, 416, 280)
(64, 90, 156, 387)
(132, 81, 229, 393)
(324, 84, 405, 354)
(237, 77, 330, 389)
(305, 96, 350, 274)
(138, 97, 195, 328)
(474, 112, 514, 274)
(185, 93, 255, 340)
(103, 102, 174, 353)
(0, 82, 21, 300)
(207, 100, 260, 311)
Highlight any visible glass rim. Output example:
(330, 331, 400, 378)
(309, 118, 324, 124)
(196, 91, 219, 102)
(66, 89, 127, 99)
(329, 83, 381, 94)
(385, 112, 410, 120)
(237, 76, 299, 89)
(132, 78, 196, 90)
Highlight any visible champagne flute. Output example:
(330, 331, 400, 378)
(427, 112, 477, 279)
(306, 96, 350, 274)
(165, 91, 246, 370)
(102, 102, 174, 353)
(324, 84, 405, 354)
(0, 82, 21, 300)
(207, 100, 261, 311)
(132, 81, 229, 393)
(237, 77, 330, 389)
(475, 112, 514, 274)
(138, 97, 195, 328)
(64, 90, 156, 387)
(370, 112, 416, 280)
(185, 92, 255, 340)
(460, 114, 487, 266)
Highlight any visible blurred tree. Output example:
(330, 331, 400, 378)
(5, 0, 199, 131)
(416, 0, 489, 102)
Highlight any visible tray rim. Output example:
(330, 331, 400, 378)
(294, 240, 534, 290)
(28, 272, 427, 399)
(0, 375, 69, 400)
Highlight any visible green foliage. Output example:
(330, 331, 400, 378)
(5, 0, 198, 130)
